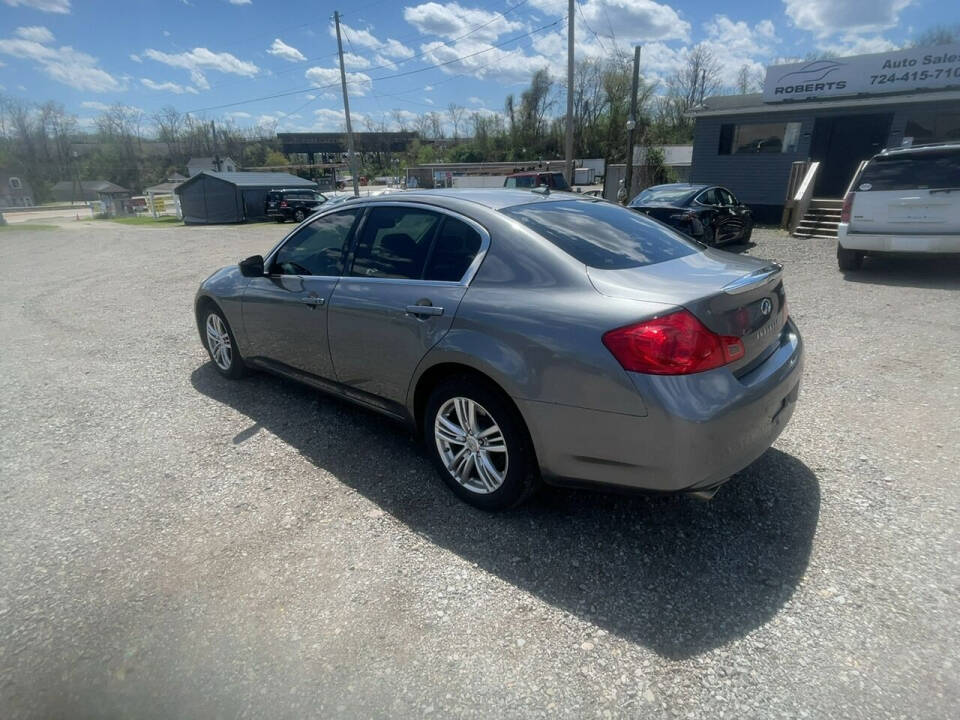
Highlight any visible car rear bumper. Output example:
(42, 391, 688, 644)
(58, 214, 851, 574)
(839, 225, 960, 253)
(519, 319, 804, 493)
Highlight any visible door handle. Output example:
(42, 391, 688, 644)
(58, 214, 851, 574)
(302, 296, 325, 306)
(405, 304, 443, 317)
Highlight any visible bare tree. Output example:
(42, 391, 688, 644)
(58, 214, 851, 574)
(447, 103, 465, 139)
(659, 44, 722, 133)
(911, 24, 960, 46)
(391, 109, 410, 132)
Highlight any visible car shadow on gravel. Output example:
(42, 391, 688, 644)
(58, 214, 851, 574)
(192, 364, 820, 661)
(842, 254, 960, 289)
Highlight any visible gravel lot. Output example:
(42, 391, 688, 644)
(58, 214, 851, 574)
(1, 219, 958, 719)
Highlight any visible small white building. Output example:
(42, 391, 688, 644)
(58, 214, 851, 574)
(187, 157, 237, 176)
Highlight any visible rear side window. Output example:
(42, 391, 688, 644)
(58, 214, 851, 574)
(350, 206, 441, 279)
(502, 200, 699, 270)
(424, 217, 483, 281)
(858, 151, 960, 191)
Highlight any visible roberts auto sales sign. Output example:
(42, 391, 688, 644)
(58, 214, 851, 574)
(763, 43, 960, 102)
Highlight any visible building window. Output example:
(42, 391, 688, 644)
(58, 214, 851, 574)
(902, 112, 960, 145)
(719, 122, 802, 154)
(9, 177, 22, 189)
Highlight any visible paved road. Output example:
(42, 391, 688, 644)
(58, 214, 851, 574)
(1, 220, 957, 719)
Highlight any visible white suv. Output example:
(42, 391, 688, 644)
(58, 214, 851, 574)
(836, 143, 960, 271)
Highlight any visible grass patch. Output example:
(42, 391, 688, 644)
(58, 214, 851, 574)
(0, 223, 59, 232)
(106, 216, 183, 226)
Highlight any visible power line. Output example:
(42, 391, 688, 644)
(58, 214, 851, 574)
(184, 19, 562, 115)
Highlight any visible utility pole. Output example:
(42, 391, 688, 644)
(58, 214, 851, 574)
(210, 120, 222, 172)
(623, 45, 641, 204)
(334, 10, 360, 198)
(564, 0, 575, 187)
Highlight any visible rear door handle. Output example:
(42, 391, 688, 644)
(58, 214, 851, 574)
(405, 304, 443, 317)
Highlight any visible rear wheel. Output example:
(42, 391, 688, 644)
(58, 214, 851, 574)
(700, 224, 715, 246)
(837, 244, 864, 272)
(201, 305, 247, 379)
(424, 376, 540, 511)
(294, 209, 306, 223)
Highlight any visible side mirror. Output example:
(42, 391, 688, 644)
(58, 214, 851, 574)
(239, 254, 264, 277)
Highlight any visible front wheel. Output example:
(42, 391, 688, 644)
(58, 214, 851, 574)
(837, 244, 864, 272)
(424, 376, 540, 511)
(202, 305, 247, 379)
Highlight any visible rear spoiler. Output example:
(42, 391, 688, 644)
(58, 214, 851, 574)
(722, 263, 783, 295)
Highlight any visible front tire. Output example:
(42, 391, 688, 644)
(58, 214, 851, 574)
(201, 305, 247, 379)
(837, 244, 864, 272)
(424, 376, 540, 511)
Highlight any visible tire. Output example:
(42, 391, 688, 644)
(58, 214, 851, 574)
(837, 244, 864, 272)
(200, 304, 247, 379)
(700, 225, 715, 246)
(424, 375, 540, 511)
(294, 209, 306, 223)
(741, 221, 753, 243)
(275, 216, 285, 223)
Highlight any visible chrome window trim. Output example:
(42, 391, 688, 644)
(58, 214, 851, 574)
(342, 201, 491, 287)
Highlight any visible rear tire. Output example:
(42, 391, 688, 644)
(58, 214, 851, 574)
(424, 375, 540, 511)
(294, 209, 306, 223)
(200, 304, 247, 379)
(701, 224, 715, 246)
(837, 244, 864, 272)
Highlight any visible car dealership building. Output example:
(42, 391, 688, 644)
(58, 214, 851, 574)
(690, 44, 960, 222)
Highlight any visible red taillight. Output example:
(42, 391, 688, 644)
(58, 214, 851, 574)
(280, 200, 288, 208)
(602, 310, 745, 375)
(840, 192, 854, 223)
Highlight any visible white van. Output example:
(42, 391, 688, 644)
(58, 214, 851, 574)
(836, 143, 960, 271)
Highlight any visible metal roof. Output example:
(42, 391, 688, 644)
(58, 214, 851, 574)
(176, 171, 317, 190)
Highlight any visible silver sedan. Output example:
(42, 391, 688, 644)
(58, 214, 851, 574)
(195, 189, 803, 510)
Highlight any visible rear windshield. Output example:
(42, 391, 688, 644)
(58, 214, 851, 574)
(548, 173, 571, 191)
(505, 175, 536, 188)
(501, 200, 700, 270)
(858, 151, 960, 191)
(631, 186, 698, 205)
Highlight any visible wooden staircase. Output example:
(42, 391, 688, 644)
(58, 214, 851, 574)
(793, 198, 842, 239)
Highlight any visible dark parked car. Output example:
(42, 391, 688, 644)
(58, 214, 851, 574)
(266, 188, 327, 223)
(629, 183, 753, 246)
(196, 189, 802, 510)
(504, 171, 571, 191)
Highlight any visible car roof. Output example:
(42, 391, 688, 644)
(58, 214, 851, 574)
(877, 142, 960, 159)
(640, 183, 709, 192)
(507, 171, 560, 177)
(339, 188, 594, 211)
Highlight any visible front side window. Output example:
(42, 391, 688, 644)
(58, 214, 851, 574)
(719, 122, 802, 154)
(272, 209, 360, 276)
(717, 188, 737, 206)
(502, 200, 699, 270)
(350, 206, 441, 279)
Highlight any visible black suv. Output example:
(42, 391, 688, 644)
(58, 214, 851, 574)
(266, 189, 327, 223)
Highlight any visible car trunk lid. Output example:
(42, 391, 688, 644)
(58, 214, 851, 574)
(587, 250, 787, 371)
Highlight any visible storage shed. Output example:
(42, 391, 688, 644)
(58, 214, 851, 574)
(175, 171, 318, 225)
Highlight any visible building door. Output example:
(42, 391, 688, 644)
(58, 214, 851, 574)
(810, 114, 893, 197)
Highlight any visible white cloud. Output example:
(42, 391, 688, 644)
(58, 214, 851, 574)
(80, 100, 110, 111)
(342, 52, 371, 69)
(3, 0, 70, 14)
(225, 111, 252, 119)
(0, 34, 123, 91)
(468, 96, 483, 105)
(228, 0, 251, 4)
(374, 54, 397, 70)
(418, 37, 552, 84)
(329, 21, 414, 59)
(424, 85, 433, 91)
(267, 38, 305, 62)
(141, 77, 199, 94)
(143, 47, 259, 88)
(700, 15, 779, 87)
(784, 0, 915, 37)
(14, 25, 54, 43)
(530, 0, 690, 43)
(129, 53, 142, 63)
(403, 2, 524, 43)
(818, 33, 900, 56)
(305, 66, 372, 95)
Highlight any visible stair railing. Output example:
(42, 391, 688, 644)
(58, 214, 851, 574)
(788, 161, 820, 236)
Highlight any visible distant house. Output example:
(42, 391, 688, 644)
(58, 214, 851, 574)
(187, 157, 237, 176)
(0, 172, 34, 208)
(51, 180, 131, 215)
(176, 171, 317, 224)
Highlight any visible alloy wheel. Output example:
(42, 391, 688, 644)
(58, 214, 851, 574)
(434, 397, 508, 494)
(205, 313, 233, 371)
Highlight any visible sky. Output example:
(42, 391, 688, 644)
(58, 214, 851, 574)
(0, 0, 957, 134)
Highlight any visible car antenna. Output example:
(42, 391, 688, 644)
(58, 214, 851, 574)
(531, 185, 550, 196)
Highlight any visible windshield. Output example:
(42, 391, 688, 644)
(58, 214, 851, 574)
(502, 200, 700, 270)
(631, 186, 698, 205)
(858, 151, 960, 191)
